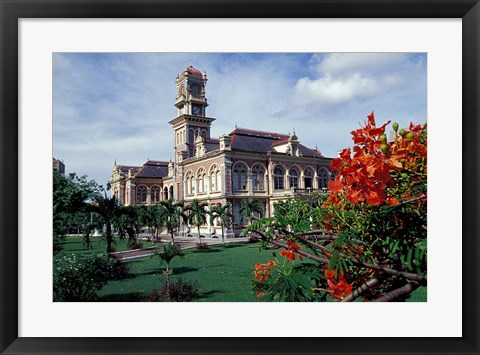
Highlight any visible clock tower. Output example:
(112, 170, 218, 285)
(169, 65, 215, 163)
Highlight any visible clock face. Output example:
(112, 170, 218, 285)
(192, 105, 201, 115)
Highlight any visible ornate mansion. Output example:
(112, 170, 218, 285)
(111, 65, 334, 237)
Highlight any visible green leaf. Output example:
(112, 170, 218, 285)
(407, 248, 413, 270)
(390, 239, 400, 257)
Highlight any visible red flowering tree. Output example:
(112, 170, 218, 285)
(246, 112, 427, 302)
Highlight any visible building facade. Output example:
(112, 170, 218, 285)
(53, 157, 65, 176)
(111, 65, 334, 237)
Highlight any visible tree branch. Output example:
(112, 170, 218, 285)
(373, 282, 419, 302)
(249, 232, 329, 264)
(249, 231, 427, 282)
(340, 277, 380, 302)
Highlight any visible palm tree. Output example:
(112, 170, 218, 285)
(86, 193, 135, 252)
(140, 205, 164, 242)
(118, 205, 142, 246)
(186, 199, 209, 242)
(159, 199, 187, 243)
(209, 204, 233, 244)
(240, 199, 264, 226)
(154, 242, 184, 276)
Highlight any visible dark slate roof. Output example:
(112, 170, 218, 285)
(135, 160, 169, 178)
(229, 128, 288, 153)
(117, 165, 142, 175)
(298, 144, 324, 158)
(228, 127, 324, 157)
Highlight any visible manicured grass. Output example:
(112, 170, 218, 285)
(58, 236, 276, 302)
(58, 235, 161, 255)
(97, 243, 275, 302)
(57, 236, 427, 302)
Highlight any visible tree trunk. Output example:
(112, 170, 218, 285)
(221, 225, 224, 244)
(106, 222, 113, 253)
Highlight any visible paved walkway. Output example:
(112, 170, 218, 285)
(111, 236, 251, 261)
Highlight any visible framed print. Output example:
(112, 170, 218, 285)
(1, 0, 479, 354)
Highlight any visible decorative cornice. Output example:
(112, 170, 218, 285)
(168, 114, 216, 126)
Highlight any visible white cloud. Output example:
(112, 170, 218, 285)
(294, 73, 378, 105)
(311, 53, 410, 76)
(293, 53, 426, 110)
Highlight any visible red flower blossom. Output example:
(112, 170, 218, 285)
(324, 267, 352, 301)
(280, 240, 303, 261)
(324, 112, 427, 211)
(253, 260, 276, 282)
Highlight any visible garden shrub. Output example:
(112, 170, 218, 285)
(161, 278, 199, 302)
(195, 242, 209, 250)
(144, 279, 199, 302)
(53, 253, 114, 301)
(144, 289, 162, 302)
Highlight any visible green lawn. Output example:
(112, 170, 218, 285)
(98, 243, 278, 302)
(57, 236, 426, 302)
(58, 235, 162, 255)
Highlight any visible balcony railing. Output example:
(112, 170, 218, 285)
(272, 187, 329, 196)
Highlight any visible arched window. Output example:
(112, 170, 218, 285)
(151, 186, 160, 203)
(289, 168, 299, 188)
(191, 83, 201, 96)
(189, 129, 195, 146)
(185, 172, 193, 195)
(252, 164, 265, 191)
(331, 170, 338, 180)
(201, 130, 207, 138)
(233, 163, 248, 190)
(198, 174, 204, 193)
(163, 186, 168, 200)
(304, 169, 313, 189)
(210, 166, 220, 192)
(197, 169, 206, 194)
(210, 171, 216, 191)
(169, 186, 174, 200)
(274, 167, 284, 190)
(136, 185, 147, 204)
(318, 168, 330, 189)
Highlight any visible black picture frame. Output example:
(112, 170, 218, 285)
(1, 1, 479, 354)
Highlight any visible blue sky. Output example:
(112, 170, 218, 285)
(53, 52, 427, 187)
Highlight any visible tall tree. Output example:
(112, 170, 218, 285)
(186, 199, 209, 242)
(159, 199, 187, 243)
(141, 204, 165, 241)
(86, 193, 135, 252)
(240, 199, 264, 226)
(53, 171, 102, 237)
(209, 204, 232, 244)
